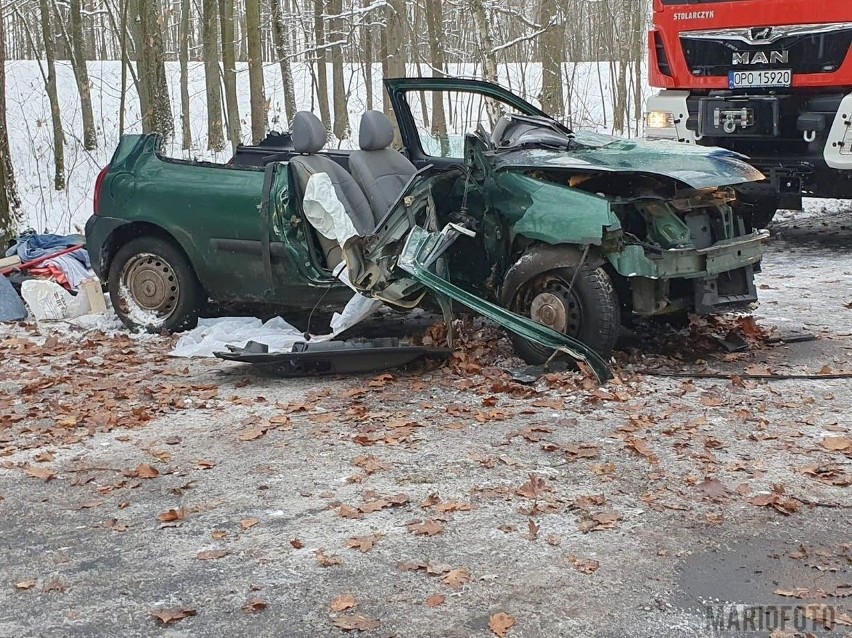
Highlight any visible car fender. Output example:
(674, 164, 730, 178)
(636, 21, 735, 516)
(499, 243, 606, 307)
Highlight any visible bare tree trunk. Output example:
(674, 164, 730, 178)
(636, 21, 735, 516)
(538, 0, 563, 117)
(0, 11, 20, 238)
(384, 0, 405, 143)
(270, 0, 297, 124)
(138, 0, 174, 137)
(470, 0, 501, 125)
(361, 0, 373, 110)
(328, 0, 348, 140)
(39, 0, 65, 190)
(202, 0, 225, 150)
(245, 0, 267, 144)
(219, 0, 240, 149)
(313, 0, 331, 127)
(117, 0, 128, 136)
(424, 0, 448, 155)
(68, 0, 97, 149)
(179, 0, 192, 149)
(470, 0, 498, 84)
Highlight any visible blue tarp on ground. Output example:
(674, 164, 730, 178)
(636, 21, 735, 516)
(0, 275, 27, 321)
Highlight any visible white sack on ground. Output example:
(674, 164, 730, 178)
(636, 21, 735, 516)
(21, 280, 91, 321)
(303, 172, 358, 245)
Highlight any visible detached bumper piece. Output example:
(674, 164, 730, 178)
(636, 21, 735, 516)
(214, 338, 451, 377)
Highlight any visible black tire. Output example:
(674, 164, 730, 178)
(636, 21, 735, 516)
(742, 205, 777, 232)
(507, 265, 620, 364)
(108, 236, 203, 333)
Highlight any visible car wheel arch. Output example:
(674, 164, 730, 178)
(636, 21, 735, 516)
(102, 222, 201, 289)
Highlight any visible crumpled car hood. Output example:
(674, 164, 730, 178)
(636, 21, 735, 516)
(491, 130, 765, 190)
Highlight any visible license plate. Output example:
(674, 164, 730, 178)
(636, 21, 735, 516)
(728, 69, 792, 89)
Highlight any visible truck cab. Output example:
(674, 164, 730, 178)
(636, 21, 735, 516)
(645, 0, 852, 227)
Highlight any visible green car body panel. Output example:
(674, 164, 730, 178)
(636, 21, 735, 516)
(87, 135, 352, 311)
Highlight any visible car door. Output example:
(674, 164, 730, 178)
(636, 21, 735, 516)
(383, 77, 555, 170)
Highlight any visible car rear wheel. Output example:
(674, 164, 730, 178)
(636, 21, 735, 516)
(108, 236, 203, 333)
(507, 265, 620, 364)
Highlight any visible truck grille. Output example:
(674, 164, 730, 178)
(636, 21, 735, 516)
(681, 25, 852, 77)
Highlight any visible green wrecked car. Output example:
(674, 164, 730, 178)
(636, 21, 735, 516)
(85, 77, 768, 368)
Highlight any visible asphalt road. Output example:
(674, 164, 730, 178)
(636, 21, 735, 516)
(1, 204, 850, 638)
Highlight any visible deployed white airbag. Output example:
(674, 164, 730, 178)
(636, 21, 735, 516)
(303, 172, 358, 246)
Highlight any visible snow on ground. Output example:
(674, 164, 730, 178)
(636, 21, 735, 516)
(5, 60, 641, 235)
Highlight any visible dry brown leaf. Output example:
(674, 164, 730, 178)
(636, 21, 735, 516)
(527, 518, 540, 541)
(15, 579, 37, 590)
(25, 466, 56, 481)
(239, 427, 267, 441)
(157, 507, 186, 523)
(568, 555, 600, 574)
(489, 611, 516, 637)
(515, 473, 549, 500)
(150, 607, 197, 625)
(407, 519, 444, 536)
(290, 538, 305, 549)
(197, 460, 216, 470)
(240, 518, 260, 530)
(243, 598, 267, 613)
(332, 614, 381, 631)
(42, 580, 67, 593)
(315, 549, 343, 566)
(352, 455, 390, 474)
(436, 500, 472, 513)
(338, 504, 363, 519)
(425, 594, 445, 607)
(697, 477, 730, 502)
(441, 567, 471, 589)
(135, 463, 160, 479)
(625, 437, 659, 465)
(197, 550, 228, 560)
(212, 530, 228, 540)
(330, 594, 357, 612)
(346, 535, 381, 553)
(822, 436, 851, 452)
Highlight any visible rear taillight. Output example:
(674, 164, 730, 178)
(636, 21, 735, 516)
(93, 164, 110, 215)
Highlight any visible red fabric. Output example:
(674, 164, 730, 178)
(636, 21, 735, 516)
(28, 265, 70, 288)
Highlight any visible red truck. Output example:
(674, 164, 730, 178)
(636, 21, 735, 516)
(645, 0, 852, 227)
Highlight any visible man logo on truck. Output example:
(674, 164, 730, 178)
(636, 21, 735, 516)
(748, 27, 773, 41)
(732, 51, 789, 65)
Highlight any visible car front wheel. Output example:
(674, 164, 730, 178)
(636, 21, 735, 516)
(108, 236, 203, 333)
(506, 265, 620, 364)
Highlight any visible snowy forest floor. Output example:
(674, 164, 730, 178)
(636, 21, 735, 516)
(0, 205, 850, 637)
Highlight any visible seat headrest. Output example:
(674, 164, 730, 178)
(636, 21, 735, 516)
(359, 110, 395, 151)
(292, 111, 327, 154)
